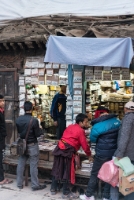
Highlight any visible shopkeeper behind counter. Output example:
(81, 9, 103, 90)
(50, 85, 67, 139)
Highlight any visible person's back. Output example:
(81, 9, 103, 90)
(51, 113, 92, 198)
(50, 85, 67, 139)
(62, 123, 90, 155)
(16, 114, 42, 144)
(80, 107, 120, 200)
(115, 111, 134, 161)
(50, 92, 66, 120)
(16, 101, 46, 191)
(90, 114, 120, 158)
(114, 102, 134, 200)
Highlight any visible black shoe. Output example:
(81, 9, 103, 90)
(18, 186, 23, 189)
(32, 184, 46, 191)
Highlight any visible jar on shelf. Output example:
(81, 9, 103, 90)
(109, 102, 115, 111)
(114, 103, 119, 110)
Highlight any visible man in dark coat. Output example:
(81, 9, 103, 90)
(50, 85, 67, 139)
(0, 95, 7, 184)
(16, 101, 46, 190)
(114, 101, 134, 200)
(80, 107, 121, 200)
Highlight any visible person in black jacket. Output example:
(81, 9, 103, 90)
(80, 107, 120, 200)
(50, 85, 67, 139)
(0, 95, 7, 184)
(16, 101, 46, 191)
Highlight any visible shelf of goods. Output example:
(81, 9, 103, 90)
(85, 81, 133, 120)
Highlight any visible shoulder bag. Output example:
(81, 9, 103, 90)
(17, 118, 33, 156)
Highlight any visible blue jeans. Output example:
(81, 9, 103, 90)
(17, 143, 39, 188)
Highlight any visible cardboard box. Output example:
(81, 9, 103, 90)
(94, 66, 103, 71)
(38, 63, 44, 68)
(122, 74, 130, 80)
(45, 63, 52, 69)
(25, 76, 31, 84)
(94, 74, 102, 80)
(31, 68, 38, 76)
(119, 168, 134, 196)
(103, 67, 111, 71)
(39, 76, 45, 85)
(59, 69, 66, 76)
(31, 61, 39, 68)
(74, 71, 82, 82)
(60, 64, 67, 69)
(74, 89, 82, 95)
(46, 75, 52, 85)
(103, 73, 111, 81)
(59, 77, 66, 85)
(51, 75, 59, 86)
(85, 66, 93, 70)
(24, 69, 31, 76)
(46, 69, 53, 75)
(73, 101, 82, 107)
(112, 67, 120, 74)
(73, 95, 82, 101)
(122, 68, 130, 74)
(19, 86, 26, 94)
(85, 75, 94, 81)
(52, 63, 60, 69)
(73, 83, 82, 89)
(31, 77, 39, 85)
(19, 79, 25, 86)
(112, 74, 121, 80)
(38, 68, 45, 76)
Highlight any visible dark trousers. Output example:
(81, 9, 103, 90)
(86, 155, 111, 199)
(51, 176, 70, 195)
(56, 118, 66, 140)
(0, 150, 4, 182)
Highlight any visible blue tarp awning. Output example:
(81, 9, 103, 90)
(44, 36, 133, 68)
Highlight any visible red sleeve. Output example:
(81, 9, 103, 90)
(79, 130, 91, 156)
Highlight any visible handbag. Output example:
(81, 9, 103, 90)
(17, 118, 33, 156)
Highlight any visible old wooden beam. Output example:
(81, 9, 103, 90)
(10, 42, 19, 50)
(17, 42, 25, 49)
(3, 43, 10, 50)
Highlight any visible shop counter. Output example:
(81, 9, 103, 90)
(4, 140, 91, 185)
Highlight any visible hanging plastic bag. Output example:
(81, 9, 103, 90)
(98, 160, 119, 187)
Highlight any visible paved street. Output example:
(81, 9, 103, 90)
(0, 178, 61, 200)
(0, 177, 124, 200)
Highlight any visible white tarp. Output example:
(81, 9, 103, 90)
(0, 0, 134, 23)
(44, 36, 133, 68)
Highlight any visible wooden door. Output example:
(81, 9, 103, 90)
(0, 68, 18, 146)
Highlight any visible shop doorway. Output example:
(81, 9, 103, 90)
(0, 68, 18, 146)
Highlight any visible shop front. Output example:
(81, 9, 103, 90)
(3, 36, 134, 187)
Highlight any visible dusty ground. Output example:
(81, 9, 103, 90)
(0, 177, 62, 200)
(0, 176, 124, 200)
